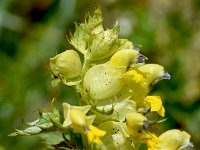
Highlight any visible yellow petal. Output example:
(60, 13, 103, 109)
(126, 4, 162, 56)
(89, 125, 106, 137)
(86, 125, 106, 145)
(87, 130, 94, 144)
(145, 96, 165, 117)
(124, 70, 144, 83)
(158, 106, 165, 117)
(146, 133, 160, 150)
(93, 137, 103, 144)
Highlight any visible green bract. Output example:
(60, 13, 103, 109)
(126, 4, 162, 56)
(96, 121, 134, 150)
(10, 8, 193, 150)
(83, 64, 125, 101)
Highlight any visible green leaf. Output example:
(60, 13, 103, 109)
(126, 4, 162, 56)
(9, 126, 42, 136)
(40, 132, 65, 146)
(24, 119, 40, 126)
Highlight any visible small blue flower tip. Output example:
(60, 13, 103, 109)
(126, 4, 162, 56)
(163, 72, 171, 79)
(180, 141, 193, 149)
(187, 142, 194, 148)
(137, 54, 146, 63)
(143, 124, 149, 130)
(134, 46, 140, 51)
(84, 125, 89, 132)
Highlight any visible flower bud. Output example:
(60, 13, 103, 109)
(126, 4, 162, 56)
(50, 50, 82, 85)
(70, 9, 104, 54)
(88, 24, 120, 62)
(109, 49, 139, 67)
(119, 39, 133, 49)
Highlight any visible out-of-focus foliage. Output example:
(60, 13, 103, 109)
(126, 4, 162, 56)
(0, 0, 199, 150)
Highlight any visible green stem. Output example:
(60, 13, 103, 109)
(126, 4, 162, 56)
(75, 57, 91, 106)
(82, 57, 91, 77)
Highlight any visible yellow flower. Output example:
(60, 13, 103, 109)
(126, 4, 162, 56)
(145, 96, 165, 117)
(123, 70, 144, 83)
(62, 103, 95, 132)
(146, 132, 160, 150)
(86, 125, 106, 144)
(62, 103, 106, 144)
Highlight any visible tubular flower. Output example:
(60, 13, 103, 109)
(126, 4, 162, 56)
(146, 132, 161, 150)
(125, 112, 147, 139)
(158, 129, 193, 150)
(86, 124, 106, 144)
(144, 96, 165, 117)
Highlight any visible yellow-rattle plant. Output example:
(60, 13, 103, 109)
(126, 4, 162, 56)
(10, 9, 193, 150)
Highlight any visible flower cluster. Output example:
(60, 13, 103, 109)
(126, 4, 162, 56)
(10, 9, 193, 150)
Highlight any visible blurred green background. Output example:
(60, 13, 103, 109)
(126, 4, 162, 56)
(0, 0, 200, 149)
